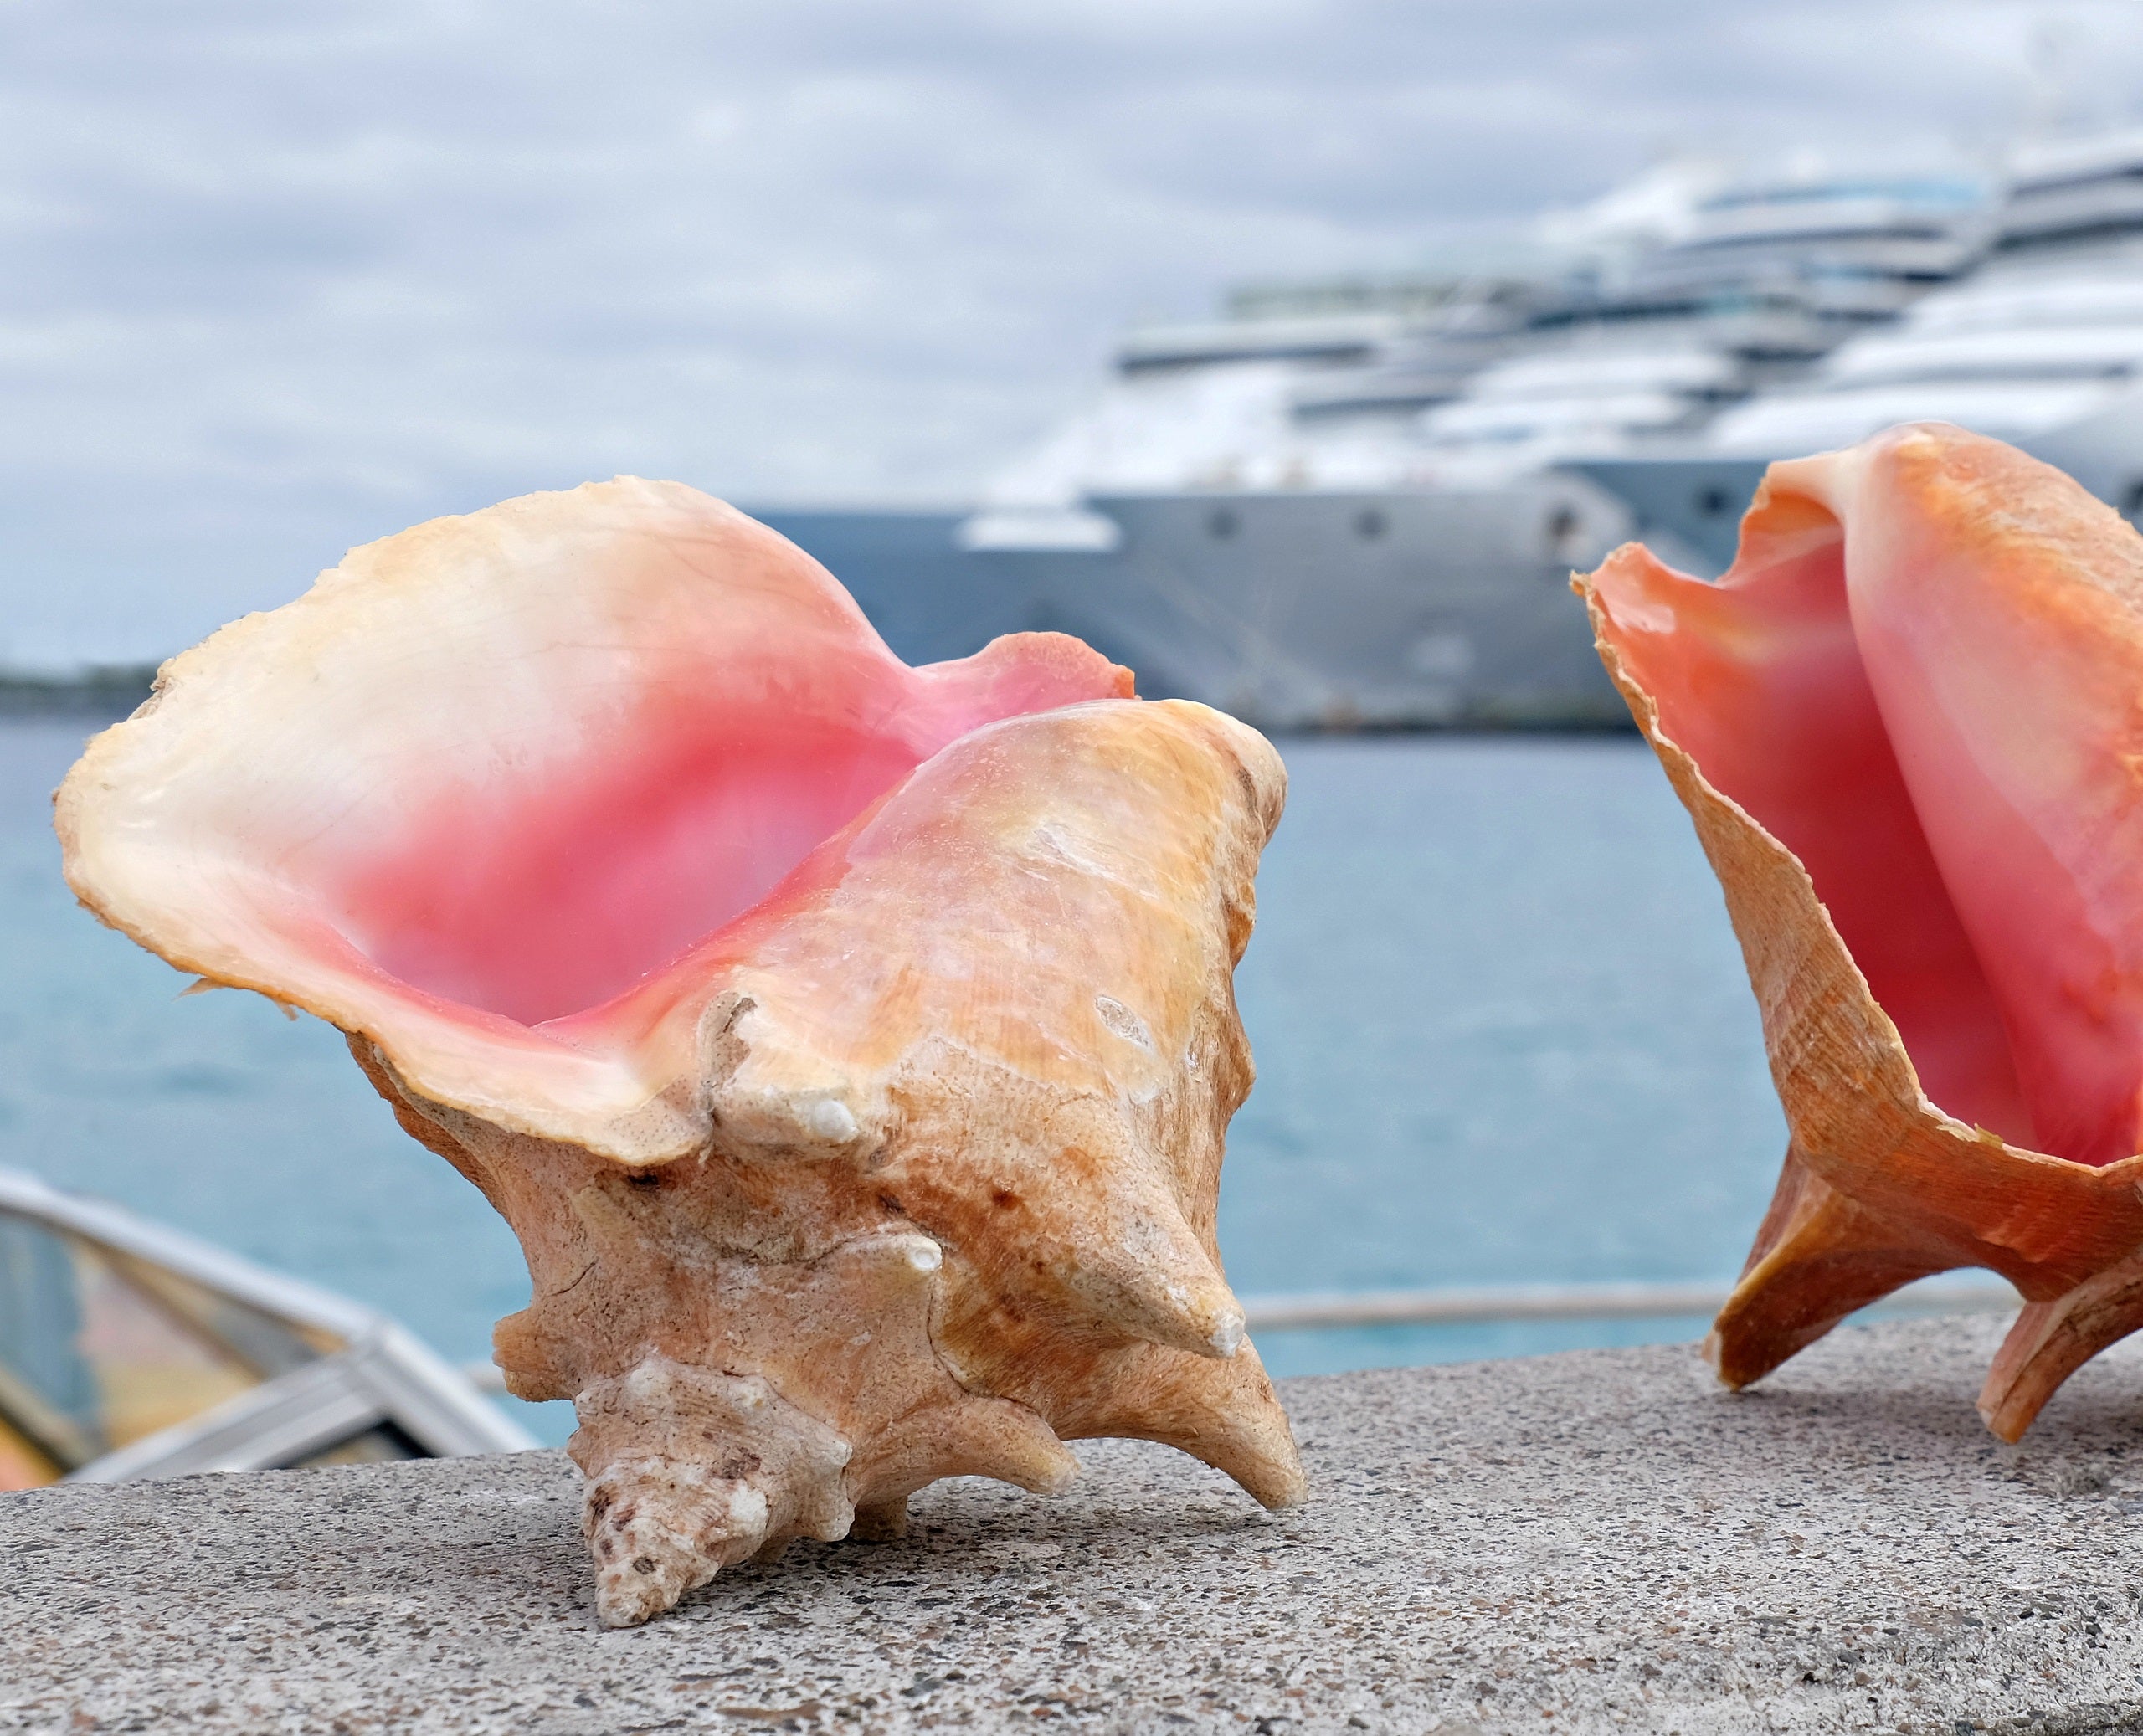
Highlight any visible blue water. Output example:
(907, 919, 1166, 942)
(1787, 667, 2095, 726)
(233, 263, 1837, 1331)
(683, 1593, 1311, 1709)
(0, 722, 1786, 1444)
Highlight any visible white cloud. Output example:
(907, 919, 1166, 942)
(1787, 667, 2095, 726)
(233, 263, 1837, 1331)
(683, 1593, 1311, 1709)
(1, 0, 2140, 664)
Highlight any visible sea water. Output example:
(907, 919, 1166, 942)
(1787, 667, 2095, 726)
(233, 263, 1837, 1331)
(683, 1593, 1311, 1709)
(0, 721, 1785, 1442)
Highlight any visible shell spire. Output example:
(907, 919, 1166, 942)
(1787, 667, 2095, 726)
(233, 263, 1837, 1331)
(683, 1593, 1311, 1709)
(59, 478, 1305, 1625)
(1576, 423, 2143, 1439)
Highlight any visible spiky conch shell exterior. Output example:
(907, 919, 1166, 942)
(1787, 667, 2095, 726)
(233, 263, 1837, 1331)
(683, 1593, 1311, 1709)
(55, 479, 1306, 1626)
(1575, 423, 2143, 1441)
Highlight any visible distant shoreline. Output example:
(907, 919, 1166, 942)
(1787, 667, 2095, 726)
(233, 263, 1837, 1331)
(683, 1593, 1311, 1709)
(0, 666, 157, 720)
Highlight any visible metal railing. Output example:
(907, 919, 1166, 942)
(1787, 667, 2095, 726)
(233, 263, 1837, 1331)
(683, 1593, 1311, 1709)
(1238, 1274, 2018, 1331)
(457, 1275, 2022, 1393)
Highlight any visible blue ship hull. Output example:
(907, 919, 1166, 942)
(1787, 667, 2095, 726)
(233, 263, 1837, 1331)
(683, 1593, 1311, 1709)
(755, 496, 1632, 731)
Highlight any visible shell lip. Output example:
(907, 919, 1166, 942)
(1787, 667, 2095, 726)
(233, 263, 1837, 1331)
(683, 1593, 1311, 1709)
(63, 693, 1270, 1173)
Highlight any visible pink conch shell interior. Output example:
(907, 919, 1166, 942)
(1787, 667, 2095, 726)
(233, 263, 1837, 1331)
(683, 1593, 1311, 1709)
(1590, 424, 2143, 1167)
(59, 480, 1131, 1155)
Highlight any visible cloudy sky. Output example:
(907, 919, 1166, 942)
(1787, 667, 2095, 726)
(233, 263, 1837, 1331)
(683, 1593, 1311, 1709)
(5, 0, 2143, 666)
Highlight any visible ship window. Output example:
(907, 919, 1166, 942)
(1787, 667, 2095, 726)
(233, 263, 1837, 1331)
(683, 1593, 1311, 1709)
(1697, 486, 1734, 518)
(1354, 509, 1388, 541)
(1207, 508, 1239, 540)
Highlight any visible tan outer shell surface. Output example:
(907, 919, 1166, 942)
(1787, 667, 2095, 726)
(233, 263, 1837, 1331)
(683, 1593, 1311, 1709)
(356, 698, 1307, 1625)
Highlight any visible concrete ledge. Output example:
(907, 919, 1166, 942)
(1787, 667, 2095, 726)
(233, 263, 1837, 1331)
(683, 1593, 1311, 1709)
(6, 1317, 2143, 1733)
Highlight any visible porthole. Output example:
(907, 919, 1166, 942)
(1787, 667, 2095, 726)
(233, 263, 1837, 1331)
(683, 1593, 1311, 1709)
(1697, 485, 1734, 518)
(1208, 508, 1240, 540)
(1354, 508, 1388, 541)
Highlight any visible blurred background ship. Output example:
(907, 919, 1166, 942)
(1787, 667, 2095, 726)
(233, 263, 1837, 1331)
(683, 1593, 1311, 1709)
(763, 129, 2143, 730)
(1573, 131, 2143, 568)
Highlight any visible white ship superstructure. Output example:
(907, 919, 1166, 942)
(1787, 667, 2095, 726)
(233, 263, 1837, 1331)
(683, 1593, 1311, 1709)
(958, 311, 1412, 554)
(958, 269, 1549, 557)
(1575, 132, 2143, 569)
(1421, 173, 1991, 484)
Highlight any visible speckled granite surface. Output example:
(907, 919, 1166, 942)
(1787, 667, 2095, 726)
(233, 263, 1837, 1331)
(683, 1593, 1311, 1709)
(6, 1317, 2143, 1733)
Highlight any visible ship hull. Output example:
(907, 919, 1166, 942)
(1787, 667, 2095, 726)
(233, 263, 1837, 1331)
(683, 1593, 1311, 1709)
(998, 483, 1632, 729)
(765, 490, 1636, 732)
(1556, 457, 1769, 576)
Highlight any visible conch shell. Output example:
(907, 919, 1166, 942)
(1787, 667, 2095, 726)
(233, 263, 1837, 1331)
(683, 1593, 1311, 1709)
(1578, 422, 2143, 1441)
(56, 479, 1306, 1625)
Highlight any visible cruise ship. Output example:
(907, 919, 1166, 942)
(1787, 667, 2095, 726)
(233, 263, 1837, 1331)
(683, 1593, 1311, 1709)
(1573, 131, 2143, 571)
(956, 259, 1606, 727)
(949, 162, 1992, 727)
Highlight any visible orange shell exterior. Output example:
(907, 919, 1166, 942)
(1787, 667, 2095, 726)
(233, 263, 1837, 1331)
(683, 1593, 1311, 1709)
(1576, 424, 2143, 1441)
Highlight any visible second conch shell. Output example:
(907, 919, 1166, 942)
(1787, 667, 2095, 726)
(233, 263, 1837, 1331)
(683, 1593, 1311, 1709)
(1578, 423, 2143, 1441)
(56, 479, 1305, 1625)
